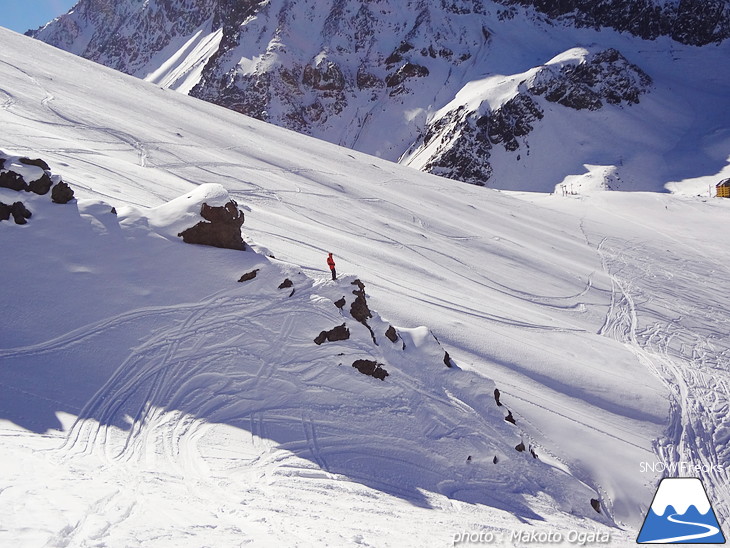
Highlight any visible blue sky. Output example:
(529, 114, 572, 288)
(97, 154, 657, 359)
(1, 1, 78, 34)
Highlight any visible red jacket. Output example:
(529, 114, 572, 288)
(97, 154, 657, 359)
(327, 255, 335, 270)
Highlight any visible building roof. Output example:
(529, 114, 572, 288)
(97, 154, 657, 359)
(718, 178, 730, 187)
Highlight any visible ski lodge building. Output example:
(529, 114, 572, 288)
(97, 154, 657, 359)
(717, 179, 730, 198)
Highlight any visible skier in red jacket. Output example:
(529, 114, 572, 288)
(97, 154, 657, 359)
(327, 253, 337, 280)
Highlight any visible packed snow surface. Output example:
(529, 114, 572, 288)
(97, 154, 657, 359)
(1, 26, 729, 547)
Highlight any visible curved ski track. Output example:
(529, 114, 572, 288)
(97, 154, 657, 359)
(596, 236, 730, 523)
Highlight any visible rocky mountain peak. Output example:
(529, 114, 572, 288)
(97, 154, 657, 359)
(30, 0, 730, 191)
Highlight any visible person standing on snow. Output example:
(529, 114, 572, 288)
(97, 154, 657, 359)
(327, 252, 337, 280)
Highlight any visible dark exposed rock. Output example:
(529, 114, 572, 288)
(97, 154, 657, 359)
(0, 201, 32, 225)
(314, 323, 350, 345)
(504, 410, 516, 424)
(515, 441, 526, 452)
(350, 279, 377, 344)
(590, 498, 601, 513)
(12, 202, 32, 224)
(385, 63, 430, 89)
(334, 296, 346, 309)
(443, 350, 454, 368)
(494, 388, 502, 406)
(0, 170, 28, 191)
(493, 455, 499, 464)
(356, 68, 383, 90)
(178, 200, 245, 250)
(51, 181, 75, 204)
(495, 0, 730, 46)
(303, 61, 345, 92)
(278, 278, 293, 289)
(530, 48, 652, 110)
(530, 446, 538, 459)
(385, 325, 398, 343)
(0, 202, 11, 222)
(349, 282, 369, 319)
(481, 94, 544, 152)
(28, 173, 53, 195)
(422, 107, 494, 185)
(352, 359, 389, 381)
(350, 279, 372, 323)
(238, 269, 259, 282)
(385, 41, 414, 66)
(19, 157, 51, 171)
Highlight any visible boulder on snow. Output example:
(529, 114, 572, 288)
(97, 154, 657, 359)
(51, 181, 75, 204)
(278, 278, 293, 289)
(350, 279, 377, 344)
(18, 157, 51, 171)
(350, 279, 372, 322)
(28, 173, 53, 195)
(0, 170, 28, 191)
(178, 200, 245, 250)
(334, 296, 346, 309)
(504, 410, 516, 425)
(494, 388, 502, 407)
(0, 154, 64, 197)
(238, 269, 259, 282)
(385, 325, 398, 343)
(314, 323, 350, 345)
(590, 498, 601, 513)
(0, 201, 32, 224)
(352, 359, 389, 381)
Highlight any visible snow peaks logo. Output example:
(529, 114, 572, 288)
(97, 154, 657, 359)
(637, 478, 726, 544)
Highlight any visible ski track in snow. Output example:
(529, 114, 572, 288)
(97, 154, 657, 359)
(593, 234, 730, 523)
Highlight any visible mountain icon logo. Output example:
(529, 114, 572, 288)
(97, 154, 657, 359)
(637, 478, 726, 544)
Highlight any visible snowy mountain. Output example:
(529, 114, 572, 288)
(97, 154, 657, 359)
(1, 24, 730, 547)
(30, 0, 730, 191)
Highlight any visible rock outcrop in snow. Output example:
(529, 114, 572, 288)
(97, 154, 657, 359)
(0, 152, 73, 224)
(118, 183, 247, 250)
(178, 200, 246, 250)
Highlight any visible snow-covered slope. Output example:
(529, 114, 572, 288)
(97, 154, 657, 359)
(2, 27, 729, 546)
(30, 0, 730, 192)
